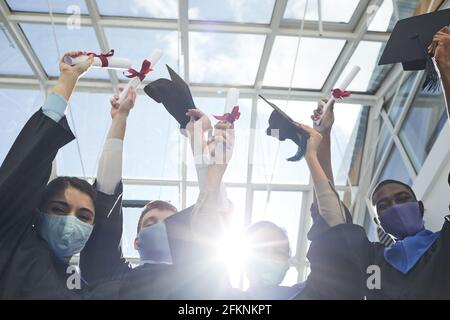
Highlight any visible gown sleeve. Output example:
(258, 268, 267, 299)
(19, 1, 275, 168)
(79, 181, 132, 286)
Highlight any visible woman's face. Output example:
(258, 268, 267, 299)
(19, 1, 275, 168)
(43, 186, 95, 225)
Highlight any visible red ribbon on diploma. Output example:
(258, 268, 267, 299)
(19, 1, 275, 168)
(124, 59, 153, 81)
(87, 49, 115, 67)
(331, 88, 352, 100)
(213, 106, 241, 124)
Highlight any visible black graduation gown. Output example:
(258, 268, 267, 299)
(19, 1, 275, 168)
(0, 109, 83, 299)
(295, 202, 367, 300)
(338, 216, 450, 300)
(80, 188, 244, 300)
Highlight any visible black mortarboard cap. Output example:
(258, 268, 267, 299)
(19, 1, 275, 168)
(144, 65, 196, 129)
(378, 8, 450, 91)
(259, 95, 309, 162)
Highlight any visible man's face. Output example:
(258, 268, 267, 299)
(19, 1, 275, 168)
(373, 183, 416, 216)
(134, 208, 176, 250)
(139, 208, 176, 230)
(43, 186, 95, 225)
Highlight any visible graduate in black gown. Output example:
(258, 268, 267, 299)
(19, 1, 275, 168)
(80, 101, 242, 299)
(0, 51, 113, 299)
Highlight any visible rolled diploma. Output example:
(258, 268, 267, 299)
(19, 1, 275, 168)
(315, 65, 361, 125)
(63, 55, 132, 70)
(117, 49, 163, 105)
(224, 88, 239, 113)
(216, 88, 239, 163)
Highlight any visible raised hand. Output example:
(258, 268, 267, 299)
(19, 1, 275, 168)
(110, 86, 136, 119)
(311, 98, 335, 136)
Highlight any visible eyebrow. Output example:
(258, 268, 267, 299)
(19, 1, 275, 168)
(79, 207, 95, 217)
(142, 216, 157, 228)
(48, 200, 69, 208)
(376, 191, 414, 206)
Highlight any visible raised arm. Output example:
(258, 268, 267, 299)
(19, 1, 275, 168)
(185, 108, 229, 200)
(431, 27, 450, 122)
(300, 124, 345, 227)
(80, 87, 136, 285)
(190, 120, 235, 242)
(0, 52, 92, 228)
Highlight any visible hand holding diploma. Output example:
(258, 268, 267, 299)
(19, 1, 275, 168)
(63, 49, 132, 70)
(117, 48, 163, 106)
(314, 65, 360, 126)
(212, 88, 240, 163)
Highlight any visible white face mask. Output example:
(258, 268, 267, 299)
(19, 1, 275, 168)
(38, 210, 93, 258)
(247, 256, 290, 287)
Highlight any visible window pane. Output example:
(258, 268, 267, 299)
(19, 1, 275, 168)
(0, 89, 43, 164)
(123, 94, 181, 180)
(96, 0, 178, 19)
(263, 36, 345, 89)
(252, 190, 303, 286)
(189, 32, 266, 85)
(186, 97, 251, 183)
(399, 85, 446, 172)
(189, 0, 275, 24)
(0, 29, 34, 76)
(123, 184, 179, 206)
(368, 0, 421, 32)
(387, 73, 415, 124)
(20, 23, 108, 79)
(6, 0, 88, 14)
(335, 41, 391, 93)
(284, 0, 360, 23)
(252, 99, 315, 184)
(332, 104, 368, 186)
(56, 92, 112, 177)
(103, 27, 179, 82)
(377, 143, 412, 185)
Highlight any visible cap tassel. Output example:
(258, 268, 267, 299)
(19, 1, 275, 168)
(422, 56, 440, 92)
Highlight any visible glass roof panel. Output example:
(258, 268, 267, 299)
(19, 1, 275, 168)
(188, 0, 275, 24)
(284, 0, 360, 23)
(6, 0, 88, 14)
(0, 29, 34, 76)
(263, 36, 346, 89)
(96, 0, 178, 19)
(189, 32, 266, 85)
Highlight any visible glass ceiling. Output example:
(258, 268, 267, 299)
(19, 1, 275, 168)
(0, 0, 426, 286)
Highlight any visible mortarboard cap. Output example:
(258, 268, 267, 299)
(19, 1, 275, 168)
(379, 8, 450, 91)
(259, 95, 309, 162)
(144, 65, 196, 129)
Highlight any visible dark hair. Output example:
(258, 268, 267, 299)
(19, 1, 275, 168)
(39, 176, 97, 212)
(245, 221, 291, 255)
(371, 179, 417, 205)
(137, 200, 178, 234)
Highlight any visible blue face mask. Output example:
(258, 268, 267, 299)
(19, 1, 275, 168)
(379, 202, 425, 240)
(247, 256, 290, 287)
(137, 223, 172, 264)
(37, 211, 93, 258)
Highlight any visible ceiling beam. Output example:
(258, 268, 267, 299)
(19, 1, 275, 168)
(0, 75, 378, 105)
(8, 11, 391, 41)
(254, 0, 288, 88)
(0, 1, 47, 87)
